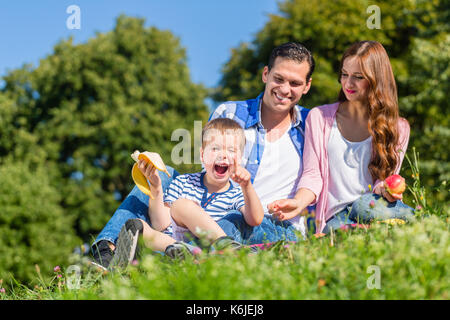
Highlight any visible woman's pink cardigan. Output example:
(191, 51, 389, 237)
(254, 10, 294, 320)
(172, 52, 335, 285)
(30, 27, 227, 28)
(297, 102, 411, 233)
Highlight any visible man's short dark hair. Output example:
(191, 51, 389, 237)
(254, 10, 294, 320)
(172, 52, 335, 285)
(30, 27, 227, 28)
(267, 42, 315, 81)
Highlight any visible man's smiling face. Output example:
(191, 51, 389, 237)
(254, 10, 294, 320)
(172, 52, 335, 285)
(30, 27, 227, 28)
(261, 57, 312, 115)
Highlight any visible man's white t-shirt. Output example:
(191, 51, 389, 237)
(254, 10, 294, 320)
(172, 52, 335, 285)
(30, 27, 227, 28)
(251, 126, 305, 237)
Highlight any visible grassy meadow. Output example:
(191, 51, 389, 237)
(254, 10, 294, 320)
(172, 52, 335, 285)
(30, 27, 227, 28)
(1, 151, 448, 300)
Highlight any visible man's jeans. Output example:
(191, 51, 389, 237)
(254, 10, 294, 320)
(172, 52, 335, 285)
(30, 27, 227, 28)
(93, 165, 300, 248)
(217, 212, 300, 245)
(321, 193, 415, 234)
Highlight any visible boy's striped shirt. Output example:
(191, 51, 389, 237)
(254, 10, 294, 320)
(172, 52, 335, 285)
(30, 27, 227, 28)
(164, 172, 245, 221)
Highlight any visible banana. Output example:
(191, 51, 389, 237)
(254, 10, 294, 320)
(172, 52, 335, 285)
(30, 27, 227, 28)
(130, 150, 171, 200)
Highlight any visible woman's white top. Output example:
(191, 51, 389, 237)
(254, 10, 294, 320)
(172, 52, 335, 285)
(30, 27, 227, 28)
(327, 118, 373, 217)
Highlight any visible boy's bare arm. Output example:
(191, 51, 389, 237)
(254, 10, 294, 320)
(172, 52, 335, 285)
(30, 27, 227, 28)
(137, 159, 171, 231)
(230, 157, 264, 226)
(239, 183, 264, 226)
(148, 187, 171, 231)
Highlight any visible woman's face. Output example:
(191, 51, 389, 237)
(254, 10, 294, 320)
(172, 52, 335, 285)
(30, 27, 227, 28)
(340, 56, 370, 102)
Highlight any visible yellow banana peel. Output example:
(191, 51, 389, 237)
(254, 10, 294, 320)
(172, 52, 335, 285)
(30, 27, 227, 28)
(130, 150, 171, 200)
(375, 218, 406, 225)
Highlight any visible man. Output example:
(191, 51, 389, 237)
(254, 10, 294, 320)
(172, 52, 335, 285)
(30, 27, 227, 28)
(92, 42, 314, 268)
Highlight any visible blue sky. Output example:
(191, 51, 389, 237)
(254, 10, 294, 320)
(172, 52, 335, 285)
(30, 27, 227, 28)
(0, 0, 279, 88)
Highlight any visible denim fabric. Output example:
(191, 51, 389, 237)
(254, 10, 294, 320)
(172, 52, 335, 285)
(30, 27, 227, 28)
(93, 166, 179, 247)
(321, 193, 415, 234)
(216, 211, 299, 245)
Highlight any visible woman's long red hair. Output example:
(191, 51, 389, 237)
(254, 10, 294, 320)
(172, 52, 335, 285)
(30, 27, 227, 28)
(338, 41, 400, 181)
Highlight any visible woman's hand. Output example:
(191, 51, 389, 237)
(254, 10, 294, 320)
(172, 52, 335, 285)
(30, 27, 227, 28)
(373, 182, 402, 203)
(267, 199, 302, 221)
(138, 159, 162, 189)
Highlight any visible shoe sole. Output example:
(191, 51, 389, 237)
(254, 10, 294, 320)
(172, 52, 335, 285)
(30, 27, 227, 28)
(89, 260, 108, 272)
(109, 219, 143, 269)
(165, 245, 187, 260)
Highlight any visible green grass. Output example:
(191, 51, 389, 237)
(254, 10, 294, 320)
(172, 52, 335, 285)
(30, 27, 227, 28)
(1, 210, 448, 300)
(1, 149, 449, 300)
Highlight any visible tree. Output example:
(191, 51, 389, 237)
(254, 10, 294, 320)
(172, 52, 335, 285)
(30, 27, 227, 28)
(1, 15, 209, 240)
(0, 160, 79, 286)
(400, 34, 450, 203)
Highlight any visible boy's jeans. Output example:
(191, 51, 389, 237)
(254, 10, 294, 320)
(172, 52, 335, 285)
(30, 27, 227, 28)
(92, 165, 299, 248)
(321, 193, 415, 234)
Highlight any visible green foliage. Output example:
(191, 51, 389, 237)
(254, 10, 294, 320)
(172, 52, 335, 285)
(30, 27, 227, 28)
(102, 216, 449, 300)
(213, 0, 449, 203)
(0, 161, 79, 287)
(400, 35, 450, 204)
(1, 15, 209, 240)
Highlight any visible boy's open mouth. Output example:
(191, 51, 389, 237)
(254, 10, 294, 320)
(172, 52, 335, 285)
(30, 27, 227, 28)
(214, 164, 229, 175)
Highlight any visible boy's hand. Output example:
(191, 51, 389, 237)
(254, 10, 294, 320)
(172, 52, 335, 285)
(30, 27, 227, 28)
(137, 159, 162, 189)
(230, 156, 251, 188)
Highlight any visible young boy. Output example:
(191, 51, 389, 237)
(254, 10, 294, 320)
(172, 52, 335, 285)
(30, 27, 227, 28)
(110, 118, 264, 267)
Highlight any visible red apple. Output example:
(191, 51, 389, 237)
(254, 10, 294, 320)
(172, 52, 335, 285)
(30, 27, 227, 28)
(384, 174, 406, 197)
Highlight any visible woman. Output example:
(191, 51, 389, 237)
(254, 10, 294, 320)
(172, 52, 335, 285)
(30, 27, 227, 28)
(268, 40, 414, 234)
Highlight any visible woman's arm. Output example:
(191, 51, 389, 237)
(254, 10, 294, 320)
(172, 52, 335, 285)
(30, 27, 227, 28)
(268, 188, 316, 221)
(268, 107, 325, 220)
(373, 118, 411, 202)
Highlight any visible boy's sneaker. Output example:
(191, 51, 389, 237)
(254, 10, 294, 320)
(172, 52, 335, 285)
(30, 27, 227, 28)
(210, 236, 260, 254)
(91, 240, 114, 270)
(109, 219, 144, 269)
(165, 242, 202, 260)
(210, 236, 243, 251)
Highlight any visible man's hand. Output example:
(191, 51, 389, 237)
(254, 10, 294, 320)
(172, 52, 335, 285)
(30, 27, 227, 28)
(267, 198, 303, 221)
(229, 156, 251, 188)
(137, 159, 162, 189)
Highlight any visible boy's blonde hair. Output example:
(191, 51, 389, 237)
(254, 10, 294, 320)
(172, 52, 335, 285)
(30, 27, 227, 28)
(201, 118, 246, 152)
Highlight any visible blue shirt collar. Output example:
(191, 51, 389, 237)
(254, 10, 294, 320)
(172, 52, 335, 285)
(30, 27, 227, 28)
(245, 92, 304, 129)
